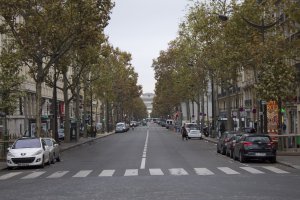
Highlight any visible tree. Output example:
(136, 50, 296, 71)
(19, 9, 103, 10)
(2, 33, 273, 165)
(0, 0, 114, 137)
(0, 44, 24, 115)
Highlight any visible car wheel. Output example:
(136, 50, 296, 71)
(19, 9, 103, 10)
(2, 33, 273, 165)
(221, 147, 226, 155)
(270, 157, 276, 163)
(40, 157, 45, 168)
(239, 151, 246, 163)
(230, 150, 234, 158)
(56, 153, 61, 162)
(51, 154, 56, 164)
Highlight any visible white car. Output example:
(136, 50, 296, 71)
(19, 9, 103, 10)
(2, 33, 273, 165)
(115, 122, 127, 133)
(185, 123, 202, 139)
(6, 137, 51, 169)
(43, 138, 61, 164)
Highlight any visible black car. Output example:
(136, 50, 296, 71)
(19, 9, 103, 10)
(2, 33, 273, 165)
(226, 133, 243, 158)
(217, 131, 235, 155)
(233, 134, 276, 163)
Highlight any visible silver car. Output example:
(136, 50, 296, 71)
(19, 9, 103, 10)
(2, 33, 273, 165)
(43, 138, 61, 164)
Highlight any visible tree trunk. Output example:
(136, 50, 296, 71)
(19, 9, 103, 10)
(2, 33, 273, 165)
(201, 92, 205, 133)
(35, 81, 42, 137)
(83, 80, 88, 137)
(63, 74, 70, 143)
(75, 86, 80, 141)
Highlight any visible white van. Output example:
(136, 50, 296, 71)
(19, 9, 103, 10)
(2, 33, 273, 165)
(166, 119, 174, 129)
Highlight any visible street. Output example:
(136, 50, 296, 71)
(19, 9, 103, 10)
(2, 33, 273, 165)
(0, 123, 300, 200)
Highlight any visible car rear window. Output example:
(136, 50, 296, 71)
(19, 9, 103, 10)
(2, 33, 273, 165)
(246, 136, 270, 143)
(186, 124, 199, 129)
(13, 138, 41, 149)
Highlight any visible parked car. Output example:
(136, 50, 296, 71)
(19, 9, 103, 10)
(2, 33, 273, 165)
(115, 122, 127, 133)
(233, 134, 277, 163)
(43, 138, 61, 164)
(58, 128, 64, 140)
(217, 131, 235, 155)
(6, 137, 51, 169)
(185, 123, 202, 139)
(226, 133, 243, 158)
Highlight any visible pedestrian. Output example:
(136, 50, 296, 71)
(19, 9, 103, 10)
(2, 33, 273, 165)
(181, 123, 188, 141)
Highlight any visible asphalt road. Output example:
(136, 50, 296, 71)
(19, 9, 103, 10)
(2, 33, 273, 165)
(0, 123, 300, 200)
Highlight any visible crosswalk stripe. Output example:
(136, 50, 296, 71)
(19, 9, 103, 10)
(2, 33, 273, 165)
(0, 172, 22, 180)
(22, 171, 46, 179)
(99, 170, 115, 177)
(194, 168, 214, 175)
(169, 168, 188, 176)
(149, 168, 164, 176)
(240, 167, 264, 174)
(124, 169, 138, 176)
(218, 167, 240, 174)
(262, 166, 289, 174)
(73, 170, 92, 178)
(47, 171, 69, 178)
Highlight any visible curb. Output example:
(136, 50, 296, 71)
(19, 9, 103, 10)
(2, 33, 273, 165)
(60, 132, 114, 152)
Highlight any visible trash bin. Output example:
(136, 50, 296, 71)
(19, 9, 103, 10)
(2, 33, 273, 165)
(70, 122, 77, 141)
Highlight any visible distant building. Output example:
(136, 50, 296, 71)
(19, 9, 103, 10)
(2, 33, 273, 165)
(141, 93, 154, 117)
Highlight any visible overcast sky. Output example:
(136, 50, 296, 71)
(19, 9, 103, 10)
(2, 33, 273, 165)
(105, 0, 190, 94)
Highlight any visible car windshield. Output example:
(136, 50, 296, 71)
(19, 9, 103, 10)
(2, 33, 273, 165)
(13, 138, 41, 149)
(44, 139, 53, 146)
(246, 136, 270, 143)
(117, 124, 124, 127)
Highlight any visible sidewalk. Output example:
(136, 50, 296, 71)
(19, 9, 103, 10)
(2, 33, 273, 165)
(203, 136, 300, 170)
(0, 132, 114, 170)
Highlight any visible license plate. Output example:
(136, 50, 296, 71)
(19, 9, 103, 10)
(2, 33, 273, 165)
(255, 153, 266, 156)
(18, 163, 29, 166)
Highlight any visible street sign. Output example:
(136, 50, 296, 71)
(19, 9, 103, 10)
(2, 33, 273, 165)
(261, 100, 267, 105)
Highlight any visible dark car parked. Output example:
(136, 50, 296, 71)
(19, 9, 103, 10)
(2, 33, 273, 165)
(217, 131, 235, 155)
(233, 134, 276, 163)
(226, 133, 243, 158)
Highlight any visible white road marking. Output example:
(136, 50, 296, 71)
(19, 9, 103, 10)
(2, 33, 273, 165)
(47, 171, 69, 178)
(72, 170, 92, 178)
(262, 166, 289, 174)
(169, 168, 189, 176)
(194, 168, 214, 175)
(149, 168, 164, 176)
(140, 158, 146, 169)
(218, 167, 240, 174)
(240, 167, 264, 174)
(140, 130, 149, 169)
(22, 171, 46, 179)
(0, 172, 22, 180)
(99, 170, 115, 177)
(124, 169, 138, 176)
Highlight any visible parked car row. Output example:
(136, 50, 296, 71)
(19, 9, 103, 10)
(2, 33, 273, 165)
(6, 137, 61, 169)
(217, 131, 277, 163)
(115, 122, 130, 133)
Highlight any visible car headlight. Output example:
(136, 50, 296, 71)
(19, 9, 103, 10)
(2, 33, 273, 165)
(7, 152, 15, 157)
(34, 150, 43, 155)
